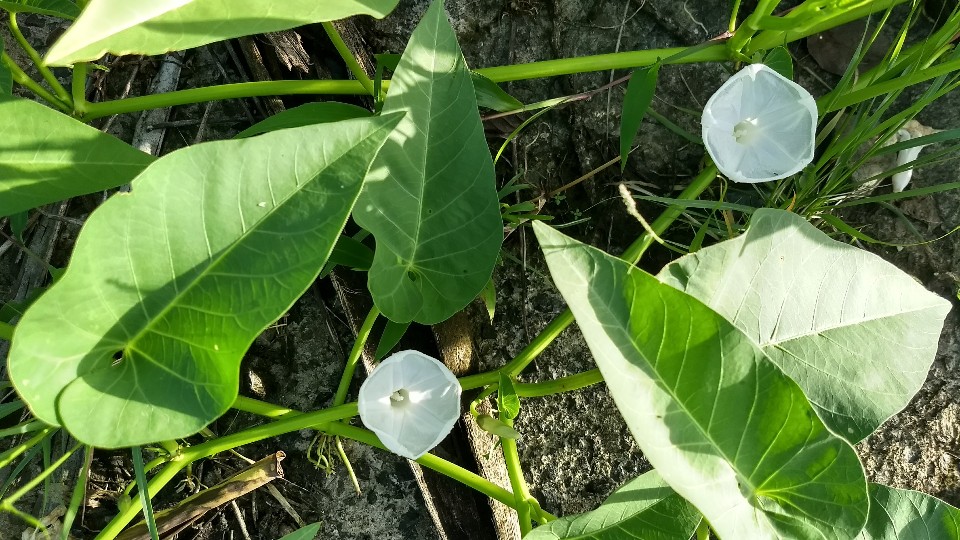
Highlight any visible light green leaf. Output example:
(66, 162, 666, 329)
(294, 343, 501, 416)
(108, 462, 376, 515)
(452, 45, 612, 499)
(476, 414, 519, 439)
(497, 372, 519, 420)
(0, 0, 80, 19)
(659, 209, 951, 442)
(533, 222, 868, 539)
(526, 470, 701, 540)
(353, 0, 502, 324)
(234, 102, 371, 139)
(8, 114, 402, 448)
(278, 522, 323, 540)
(858, 484, 960, 539)
(44, 0, 400, 66)
(0, 98, 154, 218)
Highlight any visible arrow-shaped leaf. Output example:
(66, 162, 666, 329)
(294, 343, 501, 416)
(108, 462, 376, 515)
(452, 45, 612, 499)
(659, 209, 951, 442)
(0, 98, 154, 218)
(534, 222, 868, 539)
(354, 0, 502, 324)
(8, 114, 402, 448)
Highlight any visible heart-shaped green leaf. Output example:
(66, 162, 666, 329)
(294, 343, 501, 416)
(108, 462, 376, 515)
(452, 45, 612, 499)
(526, 470, 701, 540)
(0, 0, 80, 19)
(44, 0, 400, 66)
(534, 222, 868, 539)
(8, 114, 402, 447)
(858, 484, 960, 539)
(0, 98, 154, 218)
(353, 0, 502, 324)
(658, 209, 951, 442)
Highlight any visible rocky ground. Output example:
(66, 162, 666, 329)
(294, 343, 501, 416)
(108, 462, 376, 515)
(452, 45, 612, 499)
(1, 0, 958, 538)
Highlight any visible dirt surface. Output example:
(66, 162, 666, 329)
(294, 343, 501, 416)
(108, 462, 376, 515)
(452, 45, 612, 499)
(1, 1, 959, 539)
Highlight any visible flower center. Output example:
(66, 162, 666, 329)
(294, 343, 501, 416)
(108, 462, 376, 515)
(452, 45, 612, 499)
(733, 117, 762, 145)
(390, 388, 411, 407)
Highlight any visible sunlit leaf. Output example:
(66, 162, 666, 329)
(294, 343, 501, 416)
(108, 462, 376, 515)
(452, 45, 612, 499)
(0, 98, 154, 218)
(353, 0, 502, 324)
(44, 0, 401, 66)
(526, 470, 701, 540)
(0, 0, 80, 19)
(659, 209, 951, 441)
(534, 222, 868, 539)
(234, 102, 371, 139)
(858, 484, 960, 539)
(8, 114, 402, 447)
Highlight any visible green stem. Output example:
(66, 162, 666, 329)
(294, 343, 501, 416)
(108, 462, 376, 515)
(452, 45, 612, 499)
(8, 13, 71, 104)
(333, 306, 379, 407)
(72, 62, 89, 116)
(81, 80, 367, 120)
(745, 0, 912, 55)
(821, 56, 960, 113)
(0, 52, 70, 112)
(0, 321, 12, 341)
(477, 44, 729, 83)
(501, 419, 533, 534)
(1, 443, 80, 508)
(0, 427, 54, 469)
(322, 22, 374, 96)
(459, 165, 718, 390)
(728, 0, 744, 34)
(232, 395, 295, 418)
(131, 447, 159, 540)
(95, 403, 359, 539)
(515, 369, 603, 397)
(726, 0, 782, 53)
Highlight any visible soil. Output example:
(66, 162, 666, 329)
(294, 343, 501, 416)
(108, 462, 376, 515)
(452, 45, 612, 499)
(1, 1, 959, 539)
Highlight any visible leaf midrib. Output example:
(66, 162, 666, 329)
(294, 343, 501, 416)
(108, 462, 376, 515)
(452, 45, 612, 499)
(114, 129, 379, 363)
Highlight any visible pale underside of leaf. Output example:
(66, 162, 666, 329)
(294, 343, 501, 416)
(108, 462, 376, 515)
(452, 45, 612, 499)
(534, 222, 868, 540)
(658, 208, 951, 442)
(354, 0, 501, 324)
(0, 98, 154, 218)
(8, 114, 401, 447)
(0, 0, 80, 19)
(44, 0, 401, 65)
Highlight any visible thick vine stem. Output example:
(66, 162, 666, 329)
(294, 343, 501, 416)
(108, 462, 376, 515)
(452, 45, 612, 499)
(322, 21, 375, 96)
(7, 13, 72, 104)
(0, 52, 71, 112)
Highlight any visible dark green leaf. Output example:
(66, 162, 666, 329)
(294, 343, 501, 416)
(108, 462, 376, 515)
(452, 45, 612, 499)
(472, 73, 522, 112)
(374, 320, 409, 360)
(354, 1, 502, 324)
(0, 98, 154, 218)
(526, 470, 701, 540)
(329, 234, 374, 270)
(534, 222, 868, 539)
(0, 36, 11, 95)
(8, 114, 402, 447)
(858, 484, 960, 539)
(762, 46, 794, 79)
(620, 63, 660, 170)
(9, 211, 28, 241)
(0, 0, 80, 19)
(234, 102, 371, 139)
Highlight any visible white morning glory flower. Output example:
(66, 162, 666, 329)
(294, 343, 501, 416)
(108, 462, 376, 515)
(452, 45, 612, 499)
(358, 349, 461, 460)
(702, 63, 818, 183)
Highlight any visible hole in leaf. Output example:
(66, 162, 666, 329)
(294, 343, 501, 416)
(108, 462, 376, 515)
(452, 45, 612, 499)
(406, 271, 418, 282)
(111, 350, 123, 366)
